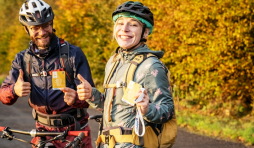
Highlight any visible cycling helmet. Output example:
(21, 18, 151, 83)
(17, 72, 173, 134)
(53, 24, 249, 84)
(112, 1, 154, 34)
(19, 0, 54, 26)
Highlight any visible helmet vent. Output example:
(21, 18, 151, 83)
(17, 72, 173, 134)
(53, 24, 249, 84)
(44, 11, 49, 18)
(38, 0, 44, 6)
(35, 11, 41, 19)
(27, 12, 32, 15)
(125, 4, 131, 7)
(32, 2, 37, 8)
(21, 8, 23, 12)
(29, 17, 35, 22)
(25, 3, 29, 10)
(21, 16, 27, 22)
(142, 9, 150, 14)
(48, 8, 52, 16)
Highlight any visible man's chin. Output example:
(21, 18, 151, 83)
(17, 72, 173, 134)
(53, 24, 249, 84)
(35, 42, 50, 49)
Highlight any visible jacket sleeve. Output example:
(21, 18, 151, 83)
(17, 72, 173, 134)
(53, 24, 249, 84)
(71, 46, 95, 108)
(0, 53, 23, 105)
(85, 88, 104, 113)
(83, 56, 115, 113)
(141, 59, 174, 124)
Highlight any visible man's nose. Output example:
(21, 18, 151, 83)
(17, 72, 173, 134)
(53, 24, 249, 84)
(37, 27, 47, 35)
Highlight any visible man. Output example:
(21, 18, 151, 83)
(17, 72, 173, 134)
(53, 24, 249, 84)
(0, 0, 94, 147)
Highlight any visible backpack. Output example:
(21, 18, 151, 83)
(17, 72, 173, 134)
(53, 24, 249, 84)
(103, 53, 177, 148)
(22, 39, 74, 85)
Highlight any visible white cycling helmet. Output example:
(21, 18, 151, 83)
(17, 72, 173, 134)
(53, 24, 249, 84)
(19, 0, 54, 26)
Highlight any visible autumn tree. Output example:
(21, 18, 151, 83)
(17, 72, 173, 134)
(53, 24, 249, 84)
(144, 0, 254, 117)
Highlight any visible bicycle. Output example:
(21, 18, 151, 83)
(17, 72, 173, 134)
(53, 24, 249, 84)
(0, 115, 103, 148)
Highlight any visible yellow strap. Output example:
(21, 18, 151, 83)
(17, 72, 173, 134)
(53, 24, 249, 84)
(104, 84, 117, 89)
(104, 60, 119, 122)
(104, 60, 120, 86)
(123, 53, 156, 92)
(105, 53, 157, 122)
(96, 134, 133, 148)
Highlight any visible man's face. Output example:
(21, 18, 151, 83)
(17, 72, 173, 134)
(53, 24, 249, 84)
(27, 21, 53, 49)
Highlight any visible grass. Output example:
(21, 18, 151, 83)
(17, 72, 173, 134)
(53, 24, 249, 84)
(176, 110, 254, 147)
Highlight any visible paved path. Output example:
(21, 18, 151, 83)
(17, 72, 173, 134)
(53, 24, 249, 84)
(0, 96, 252, 148)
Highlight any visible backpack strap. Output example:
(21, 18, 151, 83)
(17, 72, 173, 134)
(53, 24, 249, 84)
(23, 49, 32, 83)
(23, 40, 74, 86)
(59, 41, 74, 85)
(104, 60, 120, 89)
(122, 53, 157, 92)
(103, 53, 156, 122)
(103, 59, 120, 122)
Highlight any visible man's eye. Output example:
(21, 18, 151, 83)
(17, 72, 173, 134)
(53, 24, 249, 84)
(31, 27, 39, 31)
(117, 22, 124, 25)
(42, 25, 48, 29)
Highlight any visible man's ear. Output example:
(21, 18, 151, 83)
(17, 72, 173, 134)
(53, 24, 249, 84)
(143, 28, 150, 39)
(23, 26, 30, 35)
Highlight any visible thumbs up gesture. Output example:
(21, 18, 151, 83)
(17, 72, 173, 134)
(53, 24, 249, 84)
(76, 74, 92, 101)
(14, 69, 31, 97)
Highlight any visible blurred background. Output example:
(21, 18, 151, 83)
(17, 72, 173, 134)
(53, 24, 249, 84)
(0, 0, 254, 146)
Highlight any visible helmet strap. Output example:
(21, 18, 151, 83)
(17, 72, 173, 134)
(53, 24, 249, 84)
(24, 26, 30, 36)
(52, 21, 56, 33)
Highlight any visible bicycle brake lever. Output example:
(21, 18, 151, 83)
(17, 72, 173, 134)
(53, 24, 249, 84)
(64, 132, 84, 148)
(1, 127, 15, 140)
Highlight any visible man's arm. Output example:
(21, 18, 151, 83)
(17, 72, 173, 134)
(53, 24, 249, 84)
(0, 53, 23, 105)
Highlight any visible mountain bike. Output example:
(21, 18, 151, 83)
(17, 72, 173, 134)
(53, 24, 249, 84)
(0, 115, 103, 148)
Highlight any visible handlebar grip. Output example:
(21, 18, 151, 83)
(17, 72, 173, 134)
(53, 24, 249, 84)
(0, 126, 5, 131)
(68, 131, 88, 137)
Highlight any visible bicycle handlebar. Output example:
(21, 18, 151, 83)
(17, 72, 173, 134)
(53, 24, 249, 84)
(0, 126, 88, 137)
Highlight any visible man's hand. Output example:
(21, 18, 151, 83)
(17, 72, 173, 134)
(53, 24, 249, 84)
(14, 69, 31, 97)
(135, 89, 150, 115)
(76, 74, 92, 101)
(60, 87, 76, 106)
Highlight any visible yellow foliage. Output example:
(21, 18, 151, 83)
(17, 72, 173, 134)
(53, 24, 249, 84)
(0, 0, 253, 117)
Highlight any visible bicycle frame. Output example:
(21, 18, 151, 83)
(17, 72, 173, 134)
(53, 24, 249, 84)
(0, 115, 102, 148)
(0, 126, 88, 148)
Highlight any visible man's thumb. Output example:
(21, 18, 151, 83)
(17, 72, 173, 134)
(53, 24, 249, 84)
(77, 74, 87, 84)
(18, 69, 24, 81)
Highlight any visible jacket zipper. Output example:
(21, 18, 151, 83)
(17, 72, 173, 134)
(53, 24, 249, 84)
(43, 60, 50, 114)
